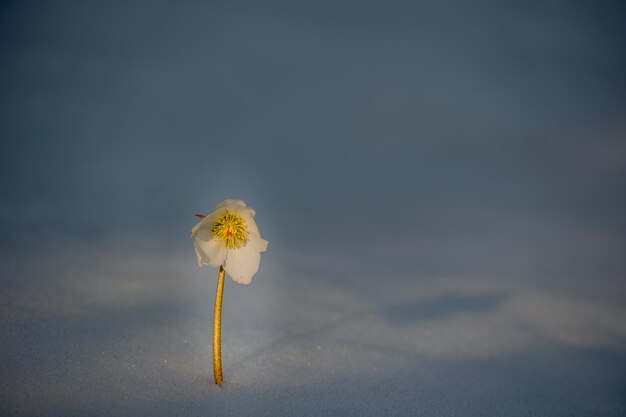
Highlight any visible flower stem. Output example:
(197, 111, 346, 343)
(212, 265, 225, 386)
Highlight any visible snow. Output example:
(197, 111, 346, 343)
(2, 237, 625, 416)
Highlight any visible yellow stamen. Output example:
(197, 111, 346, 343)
(211, 211, 248, 249)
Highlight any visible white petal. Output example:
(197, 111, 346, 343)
(193, 228, 227, 267)
(190, 210, 221, 238)
(223, 244, 261, 285)
(248, 232, 269, 252)
(215, 199, 247, 210)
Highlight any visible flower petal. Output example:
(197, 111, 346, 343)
(215, 199, 247, 210)
(193, 228, 227, 267)
(248, 232, 269, 252)
(190, 210, 221, 238)
(223, 244, 261, 285)
(235, 208, 258, 232)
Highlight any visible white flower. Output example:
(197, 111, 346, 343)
(191, 199, 268, 284)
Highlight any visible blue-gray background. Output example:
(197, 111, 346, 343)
(1, 1, 625, 416)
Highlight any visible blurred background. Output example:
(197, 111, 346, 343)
(1, 1, 625, 416)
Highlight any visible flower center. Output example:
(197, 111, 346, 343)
(211, 211, 248, 249)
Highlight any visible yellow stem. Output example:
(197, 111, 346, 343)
(212, 266, 225, 386)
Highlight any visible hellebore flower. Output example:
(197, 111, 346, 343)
(191, 199, 268, 285)
(191, 199, 268, 386)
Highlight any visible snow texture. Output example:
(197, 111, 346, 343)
(2, 237, 625, 417)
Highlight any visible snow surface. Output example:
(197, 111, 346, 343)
(2, 237, 625, 416)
